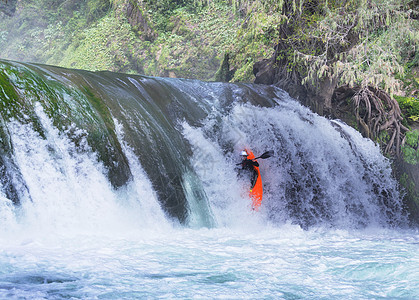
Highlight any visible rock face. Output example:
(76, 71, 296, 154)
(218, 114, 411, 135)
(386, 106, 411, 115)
(253, 59, 276, 85)
(253, 58, 337, 116)
(214, 53, 235, 82)
(394, 159, 419, 225)
(253, 59, 309, 105)
(125, 0, 156, 41)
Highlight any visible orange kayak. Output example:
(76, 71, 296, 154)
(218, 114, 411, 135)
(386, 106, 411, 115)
(245, 149, 263, 210)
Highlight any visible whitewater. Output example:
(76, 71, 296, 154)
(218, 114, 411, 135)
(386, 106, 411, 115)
(1, 105, 417, 299)
(0, 60, 418, 299)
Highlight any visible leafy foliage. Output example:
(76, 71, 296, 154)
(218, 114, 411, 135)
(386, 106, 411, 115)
(59, 14, 144, 73)
(149, 3, 239, 79)
(227, 0, 285, 81)
(395, 96, 419, 122)
(0, 0, 111, 64)
(402, 130, 419, 164)
(270, 0, 419, 95)
(0, 0, 417, 87)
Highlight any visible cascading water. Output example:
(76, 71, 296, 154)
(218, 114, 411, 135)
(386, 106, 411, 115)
(185, 99, 408, 229)
(0, 59, 418, 299)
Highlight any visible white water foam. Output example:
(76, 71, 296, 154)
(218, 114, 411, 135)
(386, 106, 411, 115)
(183, 99, 406, 228)
(0, 88, 416, 300)
(113, 118, 171, 229)
(1, 103, 169, 240)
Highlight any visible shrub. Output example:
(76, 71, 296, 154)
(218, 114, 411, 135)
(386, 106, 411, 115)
(402, 130, 419, 164)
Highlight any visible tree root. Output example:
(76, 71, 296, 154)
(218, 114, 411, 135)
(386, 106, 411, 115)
(333, 85, 408, 157)
(351, 86, 408, 156)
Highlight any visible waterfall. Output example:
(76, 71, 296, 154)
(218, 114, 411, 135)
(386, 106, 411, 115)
(184, 100, 407, 228)
(0, 59, 408, 230)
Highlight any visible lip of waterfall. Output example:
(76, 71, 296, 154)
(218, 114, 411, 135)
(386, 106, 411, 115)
(0, 59, 409, 230)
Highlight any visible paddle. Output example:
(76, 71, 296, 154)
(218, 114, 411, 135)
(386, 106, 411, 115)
(254, 150, 274, 160)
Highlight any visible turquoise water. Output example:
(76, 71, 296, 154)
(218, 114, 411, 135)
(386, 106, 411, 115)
(1, 226, 418, 299)
(1, 111, 416, 299)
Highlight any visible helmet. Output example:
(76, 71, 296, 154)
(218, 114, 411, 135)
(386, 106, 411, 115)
(240, 150, 248, 156)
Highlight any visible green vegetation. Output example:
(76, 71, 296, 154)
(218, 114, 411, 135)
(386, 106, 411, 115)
(0, 0, 294, 81)
(0, 0, 111, 65)
(402, 130, 419, 165)
(394, 95, 419, 165)
(284, 0, 418, 96)
(0, 0, 244, 80)
(0, 65, 19, 117)
(0, 0, 417, 86)
(396, 96, 419, 123)
(0, 62, 48, 137)
(59, 14, 143, 73)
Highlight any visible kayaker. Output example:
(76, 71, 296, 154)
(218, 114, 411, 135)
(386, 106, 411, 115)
(237, 149, 273, 210)
(239, 150, 259, 187)
(240, 150, 259, 170)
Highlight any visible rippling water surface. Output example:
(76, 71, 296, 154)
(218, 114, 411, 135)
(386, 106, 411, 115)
(1, 225, 418, 299)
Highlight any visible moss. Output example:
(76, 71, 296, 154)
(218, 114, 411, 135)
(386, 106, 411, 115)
(0, 63, 47, 138)
(401, 130, 419, 165)
(78, 84, 131, 187)
(1, 61, 131, 187)
(232, 59, 256, 82)
(81, 85, 115, 136)
(0, 67, 20, 118)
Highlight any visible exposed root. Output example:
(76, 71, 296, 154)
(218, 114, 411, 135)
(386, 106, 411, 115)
(334, 85, 408, 157)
